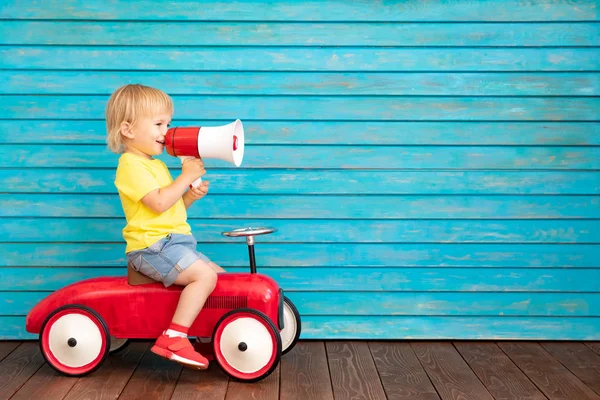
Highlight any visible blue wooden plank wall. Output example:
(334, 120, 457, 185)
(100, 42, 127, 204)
(0, 0, 598, 340)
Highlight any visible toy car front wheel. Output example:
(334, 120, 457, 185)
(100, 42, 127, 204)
(212, 308, 281, 382)
(40, 305, 110, 377)
(281, 296, 301, 355)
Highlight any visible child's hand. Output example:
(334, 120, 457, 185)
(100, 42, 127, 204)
(181, 157, 206, 183)
(187, 181, 210, 200)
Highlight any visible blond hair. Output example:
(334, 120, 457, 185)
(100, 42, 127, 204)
(105, 84, 174, 153)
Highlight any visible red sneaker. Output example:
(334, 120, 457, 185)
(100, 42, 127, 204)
(151, 334, 209, 369)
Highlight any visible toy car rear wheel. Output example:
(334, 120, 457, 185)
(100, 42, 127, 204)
(109, 337, 129, 354)
(40, 305, 110, 377)
(212, 308, 281, 382)
(281, 296, 301, 355)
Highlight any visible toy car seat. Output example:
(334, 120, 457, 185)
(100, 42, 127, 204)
(127, 263, 156, 285)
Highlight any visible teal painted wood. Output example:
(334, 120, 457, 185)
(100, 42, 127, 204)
(2, 194, 598, 219)
(3, 22, 599, 46)
(1, 121, 598, 145)
(4, 95, 599, 121)
(1, 218, 599, 244)
(0, 243, 597, 268)
(4, 315, 598, 340)
(4, 291, 600, 316)
(1, 0, 596, 21)
(2, 170, 598, 195)
(2, 145, 599, 170)
(4, 71, 599, 96)
(1, 267, 598, 292)
(1, 0, 598, 340)
(3, 47, 599, 71)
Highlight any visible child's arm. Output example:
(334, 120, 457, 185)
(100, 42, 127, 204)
(183, 181, 210, 209)
(142, 158, 205, 213)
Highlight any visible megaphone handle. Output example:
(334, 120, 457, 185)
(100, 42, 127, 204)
(179, 156, 203, 189)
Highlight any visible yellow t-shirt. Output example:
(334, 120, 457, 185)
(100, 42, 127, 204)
(114, 153, 191, 253)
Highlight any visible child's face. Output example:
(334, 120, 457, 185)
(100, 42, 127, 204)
(122, 112, 172, 158)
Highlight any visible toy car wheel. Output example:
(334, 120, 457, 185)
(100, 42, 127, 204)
(281, 296, 301, 355)
(40, 305, 110, 377)
(109, 337, 129, 354)
(212, 308, 281, 382)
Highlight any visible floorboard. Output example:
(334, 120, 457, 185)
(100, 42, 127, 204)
(412, 342, 494, 400)
(541, 342, 600, 396)
(225, 364, 279, 400)
(498, 342, 600, 400)
(2, 340, 600, 400)
(454, 341, 546, 400)
(0, 342, 45, 400)
(369, 341, 440, 400)
(0, 341, 20, 362)
(171, 363, 229, 400)
(63, 341, 149, 400)
(327, 341, 387, 400)
(587, 342, 600, 356)
(279, 341, 334, 400)
(117, 345, 182, 400)
(10, 363, 78, 400)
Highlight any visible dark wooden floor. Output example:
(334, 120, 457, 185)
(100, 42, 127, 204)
(1, 340, 600, 400)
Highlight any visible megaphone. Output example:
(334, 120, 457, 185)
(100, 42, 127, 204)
(165, 119, 244, 188)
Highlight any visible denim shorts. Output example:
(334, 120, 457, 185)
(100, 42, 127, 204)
(126, 233, 211, 287)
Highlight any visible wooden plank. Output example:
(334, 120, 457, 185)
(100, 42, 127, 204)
(0, 342, 46, 400)
(454, 342, 546, 400)
(3, 21, 598, 46)
(117, 346, 182, 400)
(3, 47, 599, 72)
(0, 341, 20, 361)
(171, 363, 229, 400)
(3, 170, 599, 195)
(2, 267, 599, 292)
(10, 363, 78, 400)
(1, 242, 598, 268)
(326, 341, 387, 400)
(4, 95, 600, 120)
(498, 342, 600, 400)
(2, 194, 598, 219)
(3, 71, 599, 96)
(4, 145, 600, 170)
(412, 342, 494, 400)
(2, 0, 596, 21)
(279, 341, 334, 400)
(4, 316, 600, 341)
(285, 292, 600, 317)
(2, 121, 597, 145)
(62, 341, 149, 400)
(541, 342, 600, 396)
(2, 218, 600, 244)
(587, 343, 600, 356)
(369, 341, 440, 400)
(225, 364, 279, 400)
(7, 291, 600, 317)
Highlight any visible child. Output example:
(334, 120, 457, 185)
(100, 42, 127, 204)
(105, 84, 224, 369)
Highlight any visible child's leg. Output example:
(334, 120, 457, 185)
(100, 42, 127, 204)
(208, 261, 226, 273)
(151, 259, 217, 369)
(171, 260, 218, 326)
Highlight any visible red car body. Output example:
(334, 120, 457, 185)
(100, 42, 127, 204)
(26, 273, 284, 339)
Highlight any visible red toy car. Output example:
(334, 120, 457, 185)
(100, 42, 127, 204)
(26, 227, 301, 383)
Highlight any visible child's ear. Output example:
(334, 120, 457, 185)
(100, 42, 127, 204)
(120, 121, 134, 139)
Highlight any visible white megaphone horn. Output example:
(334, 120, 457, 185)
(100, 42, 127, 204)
(165, 119, 244, 188)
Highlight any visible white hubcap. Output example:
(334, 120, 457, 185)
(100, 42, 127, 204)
(49, 313, 103, 367)
(281, 302, 297, 351)
(219, 317, 273, 373)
